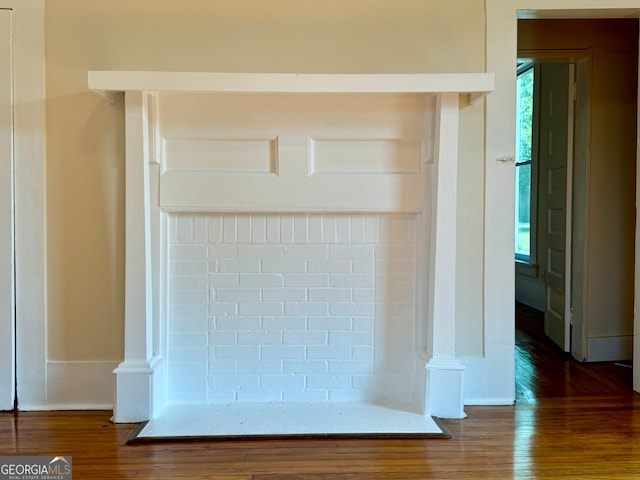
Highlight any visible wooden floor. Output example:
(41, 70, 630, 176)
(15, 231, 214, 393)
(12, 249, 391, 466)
(1, 303, 639, 479)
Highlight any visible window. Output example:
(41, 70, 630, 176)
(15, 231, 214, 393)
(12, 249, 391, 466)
(515, 65, 535, 263)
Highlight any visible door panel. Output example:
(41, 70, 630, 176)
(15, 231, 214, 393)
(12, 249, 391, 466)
(0, 8, 14, 410)
(539, 63, 572, 352)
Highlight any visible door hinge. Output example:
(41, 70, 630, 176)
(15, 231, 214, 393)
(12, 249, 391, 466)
(572, 82, 577, 102)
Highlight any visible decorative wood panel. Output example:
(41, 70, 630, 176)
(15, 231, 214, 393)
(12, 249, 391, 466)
(156, 92, 427, 212)
(164, 138, 277, 174)
(310, 139, 420, 175)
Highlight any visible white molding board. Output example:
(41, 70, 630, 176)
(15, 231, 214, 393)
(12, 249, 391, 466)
(44, 361, 118, 410)
(88, 71, 494, 99)
(478, 0, 519, 408)
(160, 173, 423, 213)
(155, 90, 430, 213)
(461, 354, 516, 405)
(1, 0, 47, 410)
(0, 8, 14, 411)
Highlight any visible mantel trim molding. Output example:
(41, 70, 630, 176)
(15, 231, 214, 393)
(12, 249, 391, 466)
(88, 71, 494, 104)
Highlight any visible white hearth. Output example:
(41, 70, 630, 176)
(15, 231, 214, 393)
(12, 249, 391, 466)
(89, 72, 493, 432)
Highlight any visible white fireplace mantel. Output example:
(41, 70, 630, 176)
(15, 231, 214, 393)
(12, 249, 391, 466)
(89, 71, 493, 426)
(89, 71, 493, 103)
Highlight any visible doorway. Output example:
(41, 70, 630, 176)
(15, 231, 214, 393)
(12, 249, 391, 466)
(515, 19, 638, 365)
(515, 59, 576, 353)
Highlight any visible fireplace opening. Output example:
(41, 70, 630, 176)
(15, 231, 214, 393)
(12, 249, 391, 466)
(168, 213, 417, 406)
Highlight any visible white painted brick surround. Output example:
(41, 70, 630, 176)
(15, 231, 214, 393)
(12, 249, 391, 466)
(168, 213, 417, 405)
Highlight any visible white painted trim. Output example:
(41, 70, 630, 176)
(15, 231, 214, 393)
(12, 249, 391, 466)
(517, 0, 640, 18)
(39, 361, 118, 410)
(113, 356, 164, 422)
(88, 71, 494, 98)
(113, 92, 164, 423)
(425, 358, 466, 417)
(161, 172, 423, 214)
(430, 93, 460, 359)
(464, 398, 516, 406)
(155, 91, 429, 214)
(424, 93, 466, 418)
(0, 8, 14, 411)
(483, 0, 640, 404)
(462, 354, 516, 405)
(1, 0, 46, 410)
(477, 2, 518, 406)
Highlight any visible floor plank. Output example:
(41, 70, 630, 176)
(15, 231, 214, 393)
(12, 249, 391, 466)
(1, 303, 638, 479)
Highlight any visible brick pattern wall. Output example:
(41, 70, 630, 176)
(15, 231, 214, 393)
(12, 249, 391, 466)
(168, 214, 416, 405)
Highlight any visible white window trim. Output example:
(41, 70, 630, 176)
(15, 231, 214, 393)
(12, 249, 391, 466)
(514, 63, 539, 267)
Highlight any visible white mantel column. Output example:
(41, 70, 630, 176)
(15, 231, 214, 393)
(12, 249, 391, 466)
(424, 92, 466, 419)
(113, 91, 160, 423)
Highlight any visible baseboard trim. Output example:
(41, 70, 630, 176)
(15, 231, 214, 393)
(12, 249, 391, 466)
(45, 361, 117, 410)
(18, 403, 115, 411)
(587, 336, 633, 362)
(464, 398, 516, 406)
(461, 353, 516, 406)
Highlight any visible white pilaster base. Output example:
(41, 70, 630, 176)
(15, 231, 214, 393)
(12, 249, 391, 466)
(425, 357, 466, 418)
(112, 356, 165, 423)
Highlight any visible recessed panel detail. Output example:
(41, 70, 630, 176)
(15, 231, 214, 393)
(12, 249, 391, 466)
(165, 138, 276, 174)
(548, 208, 564, 236)
(310, 139, 420, 175)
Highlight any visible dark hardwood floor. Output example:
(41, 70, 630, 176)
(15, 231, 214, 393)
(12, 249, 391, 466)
(515, 302, 633, 401)
(1, 303, 638, 479)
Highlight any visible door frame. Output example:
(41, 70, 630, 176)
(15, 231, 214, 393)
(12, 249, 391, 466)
(0, 8, 14, 410)
(484, 1, 640, 400)
(1, 0, 46, 409)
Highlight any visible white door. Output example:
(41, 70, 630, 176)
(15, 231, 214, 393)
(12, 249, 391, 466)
(0, 8, 14, 410)
(539, 63, 573, 352)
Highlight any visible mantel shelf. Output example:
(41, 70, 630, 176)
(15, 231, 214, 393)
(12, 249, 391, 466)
(88, 71, 493, 104)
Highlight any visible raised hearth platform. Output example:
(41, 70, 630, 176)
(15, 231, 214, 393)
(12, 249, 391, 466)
(131, 402, 447, 441)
